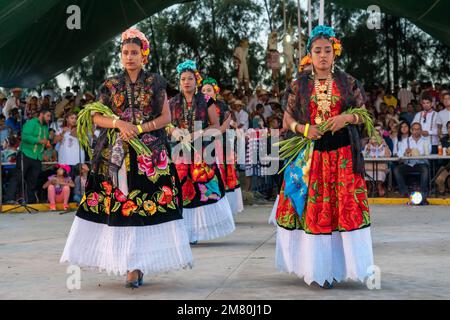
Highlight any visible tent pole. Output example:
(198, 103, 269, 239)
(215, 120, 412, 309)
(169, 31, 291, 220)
(297, 0, 302, 58)
(319, 0, 324, 25)
(308, 0, 312, 35)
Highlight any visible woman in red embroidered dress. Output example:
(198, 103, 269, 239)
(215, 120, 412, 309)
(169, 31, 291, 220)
(274, 25, 374, 289)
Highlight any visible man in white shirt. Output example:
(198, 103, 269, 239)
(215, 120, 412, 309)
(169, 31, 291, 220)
(393, 122, 431, 201)
(412, 92, 439, 154)
(258, 90, 273, 120)
(397, 82, 414, 112)
(3, 88, 22, 119)
(232, 100, 249, 130)
(437, 92, 450, 137)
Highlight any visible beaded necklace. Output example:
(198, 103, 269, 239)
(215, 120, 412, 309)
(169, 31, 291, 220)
(182, 95, 196, 130)
(313, 73, 333, 125)
(125, 73, 145, 125)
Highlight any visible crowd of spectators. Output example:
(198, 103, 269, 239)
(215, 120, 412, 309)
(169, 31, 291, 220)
(0, 79, 449, 208)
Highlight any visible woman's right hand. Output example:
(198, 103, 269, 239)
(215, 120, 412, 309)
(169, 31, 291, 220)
(117, 120, 138, 141)
(301, 125, 323, 140)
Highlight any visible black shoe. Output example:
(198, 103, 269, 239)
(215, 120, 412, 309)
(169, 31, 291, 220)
(125, 271, 140, 289)
(420, 199, 430, 206)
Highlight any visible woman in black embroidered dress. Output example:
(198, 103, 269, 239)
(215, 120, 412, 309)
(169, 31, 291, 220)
(167, 60, 235, 244)
(60, 28, 193, 288)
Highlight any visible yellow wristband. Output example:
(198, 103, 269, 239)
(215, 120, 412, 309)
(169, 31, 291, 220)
(137, 124, 143, 134)
(303, 123, 310, 138)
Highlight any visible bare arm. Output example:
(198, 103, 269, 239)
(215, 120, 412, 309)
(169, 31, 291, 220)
(219, 112, 232, 133)
(207, 104, 220, 129)
(190, 103, 221, 140)
(42, 180, 51, 189)
(141, 94, 171, 132)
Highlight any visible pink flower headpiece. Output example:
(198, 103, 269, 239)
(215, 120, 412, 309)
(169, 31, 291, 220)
(121, 28, 150, 64)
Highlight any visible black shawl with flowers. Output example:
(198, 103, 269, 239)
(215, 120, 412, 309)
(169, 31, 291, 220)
(92, 70, 168, 176)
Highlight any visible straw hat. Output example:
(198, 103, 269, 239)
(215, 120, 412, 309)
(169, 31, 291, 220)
(257, 89, 269, 97)
(268, 97, 281, 106)
(55, 98, 71, 118)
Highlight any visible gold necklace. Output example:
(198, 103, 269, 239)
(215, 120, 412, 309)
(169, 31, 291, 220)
(313, 73, 333, 125)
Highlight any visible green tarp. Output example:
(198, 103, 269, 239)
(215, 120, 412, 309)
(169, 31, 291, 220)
(334, 0, 450, 47)
(0, 0, 188, 87)
(1, 0, 449, 87)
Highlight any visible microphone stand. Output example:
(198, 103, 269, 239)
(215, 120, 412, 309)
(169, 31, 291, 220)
(3, 108, 39, 213)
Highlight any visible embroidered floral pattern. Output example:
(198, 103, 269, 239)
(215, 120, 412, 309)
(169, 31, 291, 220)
(82, 180, 179, 218)
(182, 178, 196, 205)
(276, 79, 370, 233)
(191, 161, 215, 183)
(137, 149, 170, 183)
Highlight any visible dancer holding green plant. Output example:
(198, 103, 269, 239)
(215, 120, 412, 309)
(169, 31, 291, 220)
(273, 25, 375, 289)
(60, 28, 193, 289)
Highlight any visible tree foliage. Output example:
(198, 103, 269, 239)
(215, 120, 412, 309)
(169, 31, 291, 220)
(59, 0, 450, 93)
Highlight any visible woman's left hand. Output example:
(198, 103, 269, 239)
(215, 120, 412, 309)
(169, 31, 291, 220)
(324, 114, 350, 133)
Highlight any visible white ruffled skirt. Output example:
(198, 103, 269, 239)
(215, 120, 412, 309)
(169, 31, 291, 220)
(275, 225, 374, 286)
(60, 216, 194, 276)
(183, 196, 235, 243)
(268, 195, 279, 225)
(226, 187, 244, 215)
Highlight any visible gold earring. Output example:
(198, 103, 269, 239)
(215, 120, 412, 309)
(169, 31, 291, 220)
(332, 61, 335, 73)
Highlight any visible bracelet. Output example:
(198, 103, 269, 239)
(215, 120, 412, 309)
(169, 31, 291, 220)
(303, 123, 310, 138)
(112, 118, 117, 128)
(152, 120, 156, 130)
(137, 124, 143, 134)
(354, 114, 360, 124)
(290, 121, 298, 133)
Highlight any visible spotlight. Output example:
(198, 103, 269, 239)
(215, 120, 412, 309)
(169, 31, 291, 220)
(409, 191, 423, 205)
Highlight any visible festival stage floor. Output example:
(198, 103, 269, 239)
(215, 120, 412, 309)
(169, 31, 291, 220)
(0, 204, 449, 300)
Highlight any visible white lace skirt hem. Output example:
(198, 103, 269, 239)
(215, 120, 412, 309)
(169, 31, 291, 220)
(60, 216, 194, 276)
(183, 197, 235, 242)
(226, 187, 244, 215)
(276, 225, 374, 286)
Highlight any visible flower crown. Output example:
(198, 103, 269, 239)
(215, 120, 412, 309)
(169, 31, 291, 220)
(299, 25, 342, 72)
(121, 28, 150, 64)
(177, 60, 203, 87)
(202, 77, 220, 94)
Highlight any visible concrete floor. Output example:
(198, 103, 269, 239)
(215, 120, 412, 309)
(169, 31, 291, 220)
(0, 204, 449, 300)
